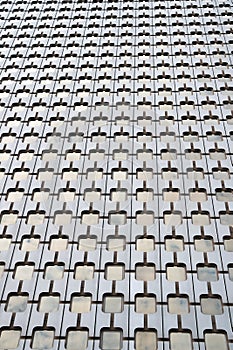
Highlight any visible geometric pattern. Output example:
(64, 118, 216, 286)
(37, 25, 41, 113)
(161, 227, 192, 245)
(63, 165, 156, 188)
(0, 0, 232, 349)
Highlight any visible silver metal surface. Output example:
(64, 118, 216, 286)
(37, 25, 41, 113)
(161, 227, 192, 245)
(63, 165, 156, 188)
(0, 0, 232, 349)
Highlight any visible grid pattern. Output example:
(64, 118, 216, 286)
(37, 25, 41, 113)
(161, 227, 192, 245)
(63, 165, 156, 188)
(0, 0, 233, 349)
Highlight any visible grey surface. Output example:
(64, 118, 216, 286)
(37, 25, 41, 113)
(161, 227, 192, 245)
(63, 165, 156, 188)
(0, 0, 233, 349)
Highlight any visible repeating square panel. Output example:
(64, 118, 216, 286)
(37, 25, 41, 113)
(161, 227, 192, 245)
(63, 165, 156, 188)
(0, 0, 232, 349)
